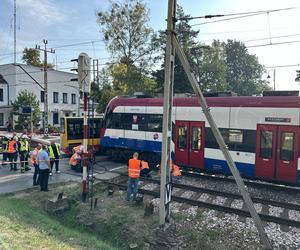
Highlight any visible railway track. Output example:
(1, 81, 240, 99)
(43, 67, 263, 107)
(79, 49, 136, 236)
(181, 170, 300, 194)
(98, 171, 300, 228)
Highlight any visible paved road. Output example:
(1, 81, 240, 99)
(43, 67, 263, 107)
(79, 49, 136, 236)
(0, 155, 127, 194)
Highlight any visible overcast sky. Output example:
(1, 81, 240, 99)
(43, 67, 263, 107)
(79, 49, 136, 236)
(0, 0, 300, 91)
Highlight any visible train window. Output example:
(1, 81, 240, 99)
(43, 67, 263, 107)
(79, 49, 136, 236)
(280, 132, 294, 161)
(191, 127, 202, 150)
(229, 130, 243, 144)
(260, 131, 273, 159)
(178, 126, 187, 149)
(148, 114, 162, 132)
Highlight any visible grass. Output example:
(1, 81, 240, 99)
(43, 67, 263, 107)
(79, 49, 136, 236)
(0, 195, 116, 250)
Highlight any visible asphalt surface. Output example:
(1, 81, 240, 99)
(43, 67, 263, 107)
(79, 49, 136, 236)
(0, 155, 127, 194)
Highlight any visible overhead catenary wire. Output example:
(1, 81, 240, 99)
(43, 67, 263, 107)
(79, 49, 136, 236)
(190, 7, 299, 26)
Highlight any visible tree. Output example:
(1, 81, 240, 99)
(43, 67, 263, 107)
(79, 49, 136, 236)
(223, 40, 271, 95)
(22, 48, 42, 67)
(110, 63, 157, 95)
(151, 5, 200, 93)
(22, 48, 54, 68)
(97, 0, 154, 67)
(295, 70, 300, 82)
(11, 90, 41, 131)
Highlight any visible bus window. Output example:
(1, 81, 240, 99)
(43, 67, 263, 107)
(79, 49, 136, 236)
(60, 118, 65, 133)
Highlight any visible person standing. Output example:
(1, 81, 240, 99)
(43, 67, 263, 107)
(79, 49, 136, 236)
(48, 142, 61, 175)
(37, 145, 50, 192)
(127, 152, 141, 201)
(2, 136, 9, 166)
(30, 144, 41, 186)
(18, 135, 29, 173)
(7, 137, 18, 171)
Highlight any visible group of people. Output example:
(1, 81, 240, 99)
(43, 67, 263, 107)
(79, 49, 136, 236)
(126, 152, 181, 202)
(29, 141, 61, 191)
(1, 134, 62, 192)
(2, 134, 30, 173)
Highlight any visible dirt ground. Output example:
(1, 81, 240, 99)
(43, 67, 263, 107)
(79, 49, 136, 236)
(5, 179, 264, 250)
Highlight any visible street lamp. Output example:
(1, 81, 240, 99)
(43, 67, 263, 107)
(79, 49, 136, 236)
(64, 84, 81, 117)
(267, 69, 276, 91)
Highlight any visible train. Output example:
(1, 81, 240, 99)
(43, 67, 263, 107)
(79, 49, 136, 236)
(100, 92, 300, 184)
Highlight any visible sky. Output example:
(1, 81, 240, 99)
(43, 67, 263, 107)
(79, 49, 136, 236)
(0, 0, 300, 91)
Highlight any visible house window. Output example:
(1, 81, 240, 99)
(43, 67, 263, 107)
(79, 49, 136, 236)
(71, 94, 76, 104)
(53, 112, 59, 125)
(0, 113, 3, 126)
(0, 88, 3, 102)
(40, 91, 45, 103)
(63, 93, 68, 104)
(53, 92, 58, 103)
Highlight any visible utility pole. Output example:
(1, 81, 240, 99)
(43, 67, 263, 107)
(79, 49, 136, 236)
(161, 1, 272, 249)
(13, 0, 16, 64)
(36, 39, 55, 138)
(159, 0, 176, 227)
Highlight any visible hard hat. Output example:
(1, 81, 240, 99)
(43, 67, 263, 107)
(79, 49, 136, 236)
(22, 135, 29, 139)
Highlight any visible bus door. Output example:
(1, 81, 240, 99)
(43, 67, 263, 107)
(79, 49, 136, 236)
(255, 124, 299, 182)
(175, 121, 205, 168)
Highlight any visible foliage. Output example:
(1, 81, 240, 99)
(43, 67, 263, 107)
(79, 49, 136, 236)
(22, 48, 54, 68)
(110, 63, 157, 95)
(223, 40, 271, 95)
(151, 6, 270, 96)
(97, 0, 154, 68)
(11, 90, 41, 131)
(295, 70, 300, 82)
(0, 196, 116, 250)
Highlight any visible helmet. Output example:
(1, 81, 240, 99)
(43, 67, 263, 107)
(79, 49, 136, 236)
(21, 135, 29, 139)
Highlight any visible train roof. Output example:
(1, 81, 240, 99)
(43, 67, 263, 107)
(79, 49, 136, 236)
(107, 96, 300, 111)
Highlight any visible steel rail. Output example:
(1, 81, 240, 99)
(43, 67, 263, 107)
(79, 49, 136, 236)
(101, 169, 300, 212)
(103, 181, 300, 228)
(181, 171, 300, 194)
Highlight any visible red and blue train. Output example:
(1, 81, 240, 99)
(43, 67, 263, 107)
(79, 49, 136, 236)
(100, 93, 300, 184)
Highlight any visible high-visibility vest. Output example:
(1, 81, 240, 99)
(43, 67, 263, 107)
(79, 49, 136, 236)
(29, 148, 40, 166)
(19, 140, 28, 152)
(128, 158, 141, 178)
(48, 143, 60, 158)
(69, 153, 80, 166)
(172, 164, 181, 177)
(141, 161, 149, 170)
(7, 140, 16, 153)
(2, 140, 8, 153)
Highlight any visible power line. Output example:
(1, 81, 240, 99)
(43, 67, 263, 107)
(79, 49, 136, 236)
(183, 7, 298, 21)
(265, 64, 300, 68)
(191, 7, 299, 26)
(247, 40, 300, 48)
(243, 33, 300, 43)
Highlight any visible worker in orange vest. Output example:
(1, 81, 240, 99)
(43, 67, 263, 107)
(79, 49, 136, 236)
(69, 151, 82, 172)
(140, 160, 151, 178)
(29, 144, 41, 186)
(157, 160, 181, 177)
(126, 152, 141, 201)
(7, 137, 18, 171)
(73, 145, 83, 154)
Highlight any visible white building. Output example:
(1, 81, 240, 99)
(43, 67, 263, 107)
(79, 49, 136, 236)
(0, 63, 80, 129)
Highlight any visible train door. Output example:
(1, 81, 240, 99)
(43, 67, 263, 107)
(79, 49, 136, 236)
(175, 121, 205, 168)
(255, 125, 277, 179)
(255, 124, 299, 182)
(276, 126, 298, 182)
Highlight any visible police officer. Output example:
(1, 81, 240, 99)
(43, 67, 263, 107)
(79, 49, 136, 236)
(19, 135, 29, 173)
(48, 142, 61, 176)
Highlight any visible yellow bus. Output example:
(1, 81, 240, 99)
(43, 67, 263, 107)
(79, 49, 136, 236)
(60, 117, 103, 154)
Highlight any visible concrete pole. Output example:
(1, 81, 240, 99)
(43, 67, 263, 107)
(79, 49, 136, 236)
(173, 37, 272, 249)
(159, 0, 176, 227)
(43, 40, 49, 137)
